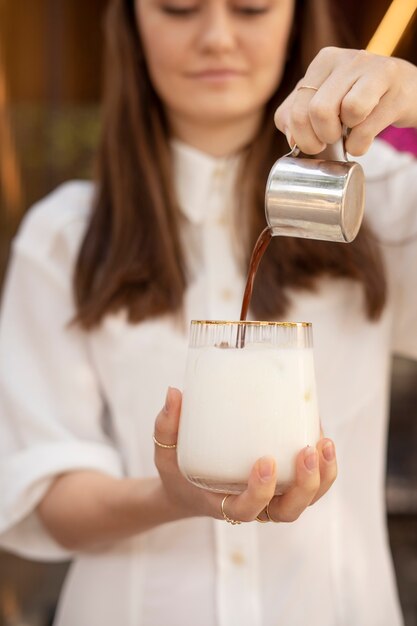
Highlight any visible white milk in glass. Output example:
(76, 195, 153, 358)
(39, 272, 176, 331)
(177, 321, 320, 495)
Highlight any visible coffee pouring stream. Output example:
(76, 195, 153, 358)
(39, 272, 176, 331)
(265, 130, 365, 243)
(237, 133, 365, 347)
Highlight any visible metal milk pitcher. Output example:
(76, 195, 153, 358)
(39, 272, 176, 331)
(265, 138, 365, 243)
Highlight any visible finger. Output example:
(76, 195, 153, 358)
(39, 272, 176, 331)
(274, 83, 326, 151)
(268, 446, 320, 522)
(289, 47, 340, 150)
(301, 46, 342, 87)
(153, 387, 182, 451)
(274, 90, 296, 138)
(339, 74, 389, 129)
(339, 52, 399, 128)
(306, 60, 367, 144)
(288, 90, 327, 154)
(345, 91, 398, 155)
(309, 52, 394, 149)
(309, 438, 338, 505)
(307, 91, 344, 146)
(222, 456, 277, 523)
(274, 82, 322, 150)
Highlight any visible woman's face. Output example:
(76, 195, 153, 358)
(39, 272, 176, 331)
(136, 0, 295, 134)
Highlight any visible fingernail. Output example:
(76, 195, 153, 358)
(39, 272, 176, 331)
(164, 387, 172, 414)
(258, 457, 274, 481)
(304, 447, 318, 471)
(322, 441, 335, 462)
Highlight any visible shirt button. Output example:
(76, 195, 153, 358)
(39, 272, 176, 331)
(230, 551, 246, 567)
(220, 288, 234, 302)
(213, 165, 226, 181)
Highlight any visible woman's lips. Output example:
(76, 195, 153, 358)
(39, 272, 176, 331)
(187, 69, 245, 82)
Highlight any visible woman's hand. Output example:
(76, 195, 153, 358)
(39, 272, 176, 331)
(154, 387, 337, 524)
(274, 47, 417, 156)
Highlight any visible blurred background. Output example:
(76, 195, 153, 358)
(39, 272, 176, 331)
(0, 0, 416, 624)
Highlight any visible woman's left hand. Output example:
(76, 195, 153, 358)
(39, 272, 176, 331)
(274, 47, 417, 156)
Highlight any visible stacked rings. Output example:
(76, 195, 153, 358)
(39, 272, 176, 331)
(152, 433, 279, 524)
(221, 495, 280, 524)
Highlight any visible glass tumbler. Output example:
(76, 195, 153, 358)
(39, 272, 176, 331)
(177, 320, 320, 495)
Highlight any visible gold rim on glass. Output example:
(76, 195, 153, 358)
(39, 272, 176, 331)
(190, 320, 311, 328)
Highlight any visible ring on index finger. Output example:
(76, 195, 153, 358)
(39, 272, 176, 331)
(297, 85, 319, 91)
(153, 434, 177, 449)
(297, 85, 319, 92)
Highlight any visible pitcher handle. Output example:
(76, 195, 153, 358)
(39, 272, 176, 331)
(284, 125, 351, 161)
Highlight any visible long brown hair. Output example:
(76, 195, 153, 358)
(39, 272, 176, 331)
(74, 0, 386, 329)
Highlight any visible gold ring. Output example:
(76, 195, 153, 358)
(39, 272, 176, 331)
(256, 510, 269, 523)
(266, 503, 280, 523)
(221, 495, 242, 525)
(297, 85, 319, 92)
(153, 434, 177, 449)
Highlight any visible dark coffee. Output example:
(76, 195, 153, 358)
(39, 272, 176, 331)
(236, 227, 272, 348)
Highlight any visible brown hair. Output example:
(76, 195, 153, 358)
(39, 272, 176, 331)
(74, 0, 386, 329)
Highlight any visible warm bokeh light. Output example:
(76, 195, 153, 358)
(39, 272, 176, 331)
(0, 49, 23, 217)
(367, 0, 417, 55)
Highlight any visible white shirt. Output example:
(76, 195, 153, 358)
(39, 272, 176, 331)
(1, 139, 416, 626)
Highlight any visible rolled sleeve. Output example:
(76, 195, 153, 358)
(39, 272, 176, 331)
(0, 193, 124, 560)
(0, 441, 123, 560)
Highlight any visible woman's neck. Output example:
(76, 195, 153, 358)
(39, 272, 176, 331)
(168, 111, 263, 158)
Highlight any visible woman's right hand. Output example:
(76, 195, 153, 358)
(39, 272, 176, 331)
(154, 387, 337, 524)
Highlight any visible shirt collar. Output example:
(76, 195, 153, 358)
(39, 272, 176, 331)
(171, 139, 241, 224)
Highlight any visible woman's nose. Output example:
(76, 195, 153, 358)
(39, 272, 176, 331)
(198, 5, 236, 54)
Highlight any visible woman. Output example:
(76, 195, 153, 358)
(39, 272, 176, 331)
(1, 0, 417, 624)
